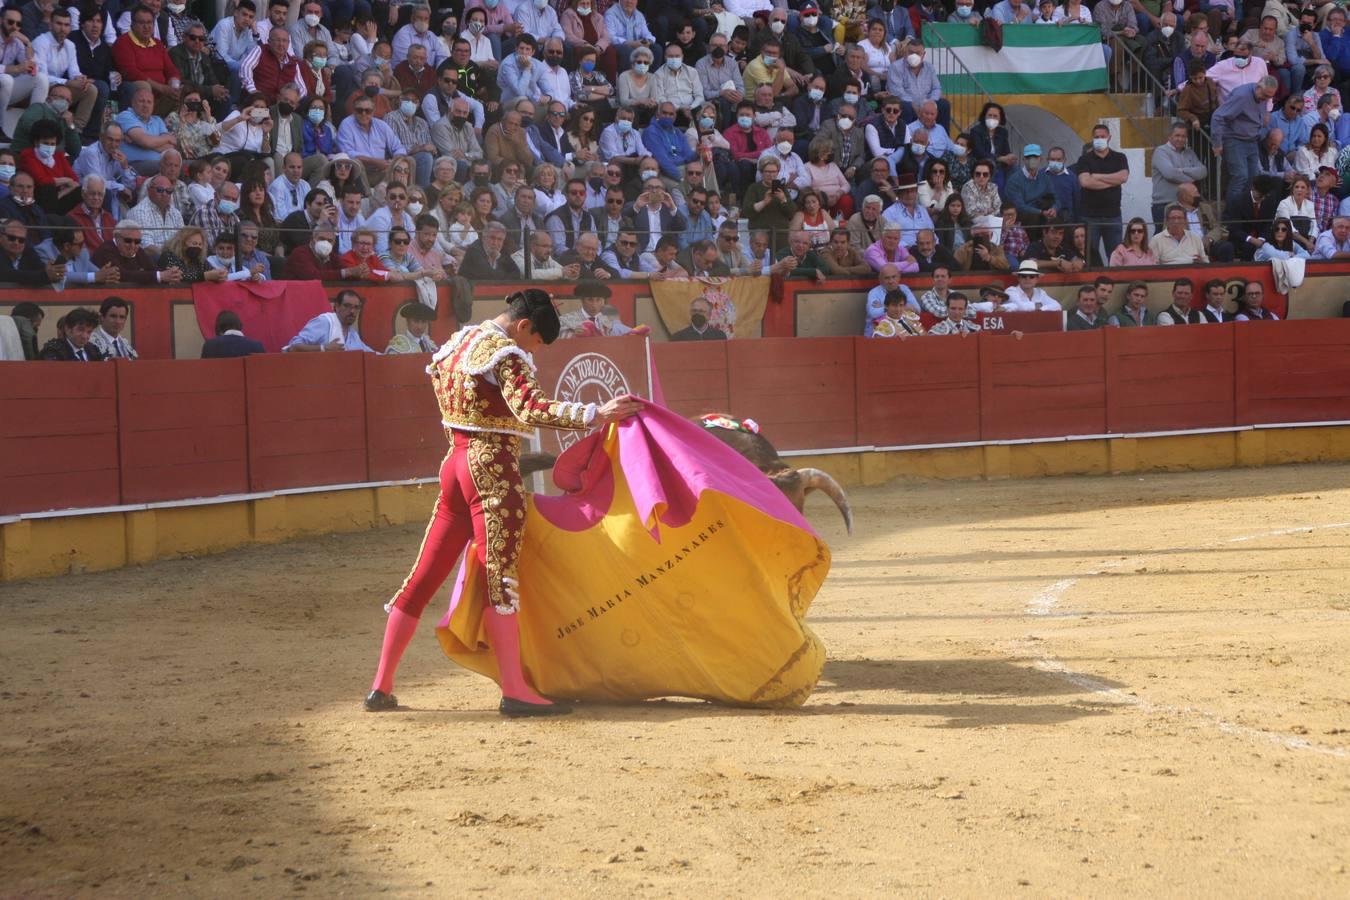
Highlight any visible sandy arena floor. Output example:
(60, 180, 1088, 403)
(3, 463, 1350, 897)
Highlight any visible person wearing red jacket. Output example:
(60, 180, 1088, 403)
(18, 120, 80, 214)
(283, 226, 356, 280)
(723, 101, 772, 195)
(240, 26, 305, 106)
(110, 6, 180, 115)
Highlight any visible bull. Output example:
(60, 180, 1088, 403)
(521, 415, 853, 535)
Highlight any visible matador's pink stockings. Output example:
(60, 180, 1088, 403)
(483, 607, 553, 705)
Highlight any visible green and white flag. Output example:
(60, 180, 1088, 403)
(925, 23, 1108, 95)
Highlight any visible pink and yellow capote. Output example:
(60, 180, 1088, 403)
(435, 402, 830, 708)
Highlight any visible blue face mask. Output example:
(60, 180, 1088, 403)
(36, 144, 56, 160)
(699, 116, 715, 129)
(219, 200, 239, 215)
(616, 119, 632, 134)
(737, 115, 753, 129)
(307, 108, 324, 124)
(581, 59, 595, 73)
(762, 55, 778, 66)
(654, 116, 673, 129)
(0, 164, 13, 180)
(633, 62, 649, 74)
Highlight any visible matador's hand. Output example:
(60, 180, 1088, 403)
(595, 394, 643, 426)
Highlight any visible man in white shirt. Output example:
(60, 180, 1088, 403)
(510, 230, 568, 280)
(33, 8, 98, 139)
(1001, 259, 1059, 311)
(336, 181, 365, 254)
(268, 151, 310, 220)
(535, 37, 572, 112)
(1192, 278, 1231, 323)
(759, 126, 809, 195)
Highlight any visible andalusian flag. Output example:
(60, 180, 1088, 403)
(435, 403, 829, 707)
(927, 23, 1108, 95)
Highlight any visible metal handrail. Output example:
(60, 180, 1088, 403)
(923, 24, 1032, 150)
(1103, 33, 1223, 219)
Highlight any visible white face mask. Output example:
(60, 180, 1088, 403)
(803, 15, 818, 27)
(1092, 137, 1109, 151)
(906, 53, 921, 68)
(314, 239, 333, 257)
(984, 117, 999, 131)
(168, 2, 186, 13)
(578, 5, 592, 14)
(408, 201, 424, 215)
(843, 92, 860, 105)
(1234, 56, 1250, 69)
(955, 4, 973, 15)
(304, 13, 320, 27)
(776, 141, 793, 155)
(1332, 107, 1344, 121)
(837, 116, 853, 131)
(912, 143, 927, 156)
(952, 145, 967, 158)
(1161, 25, 1175, 38)
(769, 20, 785, 35)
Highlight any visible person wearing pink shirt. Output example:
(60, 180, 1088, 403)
(863, 222, 919, 273)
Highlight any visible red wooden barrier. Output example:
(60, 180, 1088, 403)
(116, 359, 249, 503)
(0, 362, 120, 514)
(364, 353, 444, 482)
(855, 335, 981, 446)
(1104, 325, 1235, 434)
(979, 329, 1107, 440)
(726, 337, 857, 450)
(1235, 319, 1350, 425)
(244, 351, 368, 491)
(651, 341, 730, 418)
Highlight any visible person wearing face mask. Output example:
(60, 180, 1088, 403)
(1206, 40, 1270, 104)
(760, 125, 810, 198)
(158, 225, 230, 283)
(790, 74, 830, 155)
(815, 101, 865, 184)
(744, 36, 799, 99)
(945, 1, 982, 23)
(886, 43, 950, 131)
(1072, 123, 1130, 266)
(284, 225, 346, 279)
(1002, 144, 1058, 232)
(382, 89, 436, 187)
(560, 2, 618, 83)
(432, 98, 485, 180)
(290, 2, 340, 70)
(598, 107, 652, 176)
(670, 296, 728, 341)
(650, 44, 702, 111)
(532, 36, 574, 115)
(390, 4, 448, 68)
(640, 101, 696, 190)
(791, 2, 837, 78)
(11, 83, 82, 161)
(722, 100, 773, 194)
(1141, 12, 1183, 85)
(1039, 145, 1080, 223)
(186, 180, 241, 249)
(515, 0, 566, 61)
(18, 119, 81, 215)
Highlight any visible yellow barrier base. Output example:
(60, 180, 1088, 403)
(4, 427, 1349, 582)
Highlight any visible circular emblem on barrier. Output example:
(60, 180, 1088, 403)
(554, 352, 631, 450)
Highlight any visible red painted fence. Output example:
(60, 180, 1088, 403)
(6, 321, 1350, 517)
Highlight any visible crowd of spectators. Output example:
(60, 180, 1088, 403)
(0, 0, 1349, 354)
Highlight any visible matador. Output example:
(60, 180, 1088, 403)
(366, 290, 640, 717)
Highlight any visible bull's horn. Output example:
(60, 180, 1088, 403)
(797, 468, 853, 536)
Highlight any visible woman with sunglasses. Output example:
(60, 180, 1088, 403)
(1109, 217, 1157, 267)
(315, 154, 371, 213)
(918, 158, 953, 213)
(165, 86, 221, 161)
(1274, 175, 1321, 252)
(959, 160, 1001, 219)
(1253, 216, 1311, 261)
(1302, 66, 1340, 114)
(566, 105, 602, 166)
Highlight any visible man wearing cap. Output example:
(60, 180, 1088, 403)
(384, 302, 439, 354)
(794, 4, 838, 78)
(969, 284, 1010, 314)
(881, 172, 935, 247)
(1002, 144, 1058, 231)
(558, 281, 635, 338)
(1003, 260, 1059, 312)
(927, 293, 981, 335)
(953, 217, 1010, 272)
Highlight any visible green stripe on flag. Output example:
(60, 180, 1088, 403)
(937, 69, 1108, 94)
(925, 22, 1104, 48)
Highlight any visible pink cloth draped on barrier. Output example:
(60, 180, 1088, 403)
(191, 280, 334, 353)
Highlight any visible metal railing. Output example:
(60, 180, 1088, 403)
(1104, 34, 1223, 219)
(924, 25, 1031, 150)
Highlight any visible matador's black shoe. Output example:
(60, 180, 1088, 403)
(364, 690, 399, 712)
(499, 696, 573, 718)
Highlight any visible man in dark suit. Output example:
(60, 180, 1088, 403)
(458, 222, 522, 279)
(908, 229, 957, 274)
(624, 183, 688, 254)
(73, 8, 115, 143)
(169, 20, 231, 120)
(202, 311, 266, 358)
(532, 100, 575, 168)
(1225, 175, 1280, 261)
(38, 307, 105, 360)
(0, 172, 53, 243)
(670, 296, 727, 341)
(279, 188, 335, 254)
(0, 221, 59, 286)
(497, 184, 543, 253)
(679, 239, 732, 278)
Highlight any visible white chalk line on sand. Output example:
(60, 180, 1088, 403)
(1016, 521, 1350, 760)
